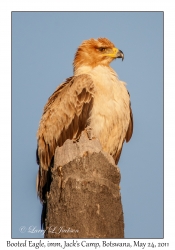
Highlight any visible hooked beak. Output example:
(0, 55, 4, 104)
(115, 49, 124, 61)
(107, 48, 124, 61)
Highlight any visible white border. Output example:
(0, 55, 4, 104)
(1, 0, 175, 248)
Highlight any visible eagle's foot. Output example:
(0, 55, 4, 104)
(73, 134, 81, 143)
(85, 126, 95, 140)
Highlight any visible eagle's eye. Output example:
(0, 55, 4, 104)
(98, 47, 106, 52)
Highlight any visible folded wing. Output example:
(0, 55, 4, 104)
(37, 74, 95, 200)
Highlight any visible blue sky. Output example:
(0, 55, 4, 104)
(12, 12, 163, 239)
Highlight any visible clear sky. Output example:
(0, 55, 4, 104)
(12, 12, 163, 239)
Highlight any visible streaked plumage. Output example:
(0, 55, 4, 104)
(36, 38, 133, 226)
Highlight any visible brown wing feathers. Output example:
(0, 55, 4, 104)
(37, 74, 94, 200)
(112, 95, 133, 164)
(125, 92, 133, 142)
(125, 105, 133, 142)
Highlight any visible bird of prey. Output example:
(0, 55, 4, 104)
(36, 37, 133, 227)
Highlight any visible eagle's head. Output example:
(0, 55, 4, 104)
(73, 37, 124, 72)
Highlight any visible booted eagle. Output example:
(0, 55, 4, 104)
(36, 38, 133, 227)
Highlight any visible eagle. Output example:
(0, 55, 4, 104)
(36, 37, 133, 227)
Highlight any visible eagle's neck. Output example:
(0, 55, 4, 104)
(74, 65, 92, 76)
(74, 64, 116, 78)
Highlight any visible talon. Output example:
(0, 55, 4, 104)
(73, 138, 79, 143)
(73, 135, 80, 143)
(85, 126, 95, 140)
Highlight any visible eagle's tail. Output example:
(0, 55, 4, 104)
(36, 147, 53, 229)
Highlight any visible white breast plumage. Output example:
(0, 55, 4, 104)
(75, 65, 131, 158)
